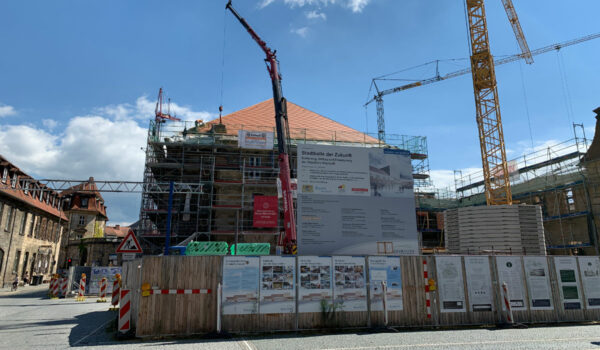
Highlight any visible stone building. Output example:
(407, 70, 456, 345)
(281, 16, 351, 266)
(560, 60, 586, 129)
(0, 155, 68, 287)
(59, 178, 126, 267)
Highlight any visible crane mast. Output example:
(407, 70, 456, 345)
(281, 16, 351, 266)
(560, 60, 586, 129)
(226, 1, 297, 254)
(465, 0, 512, 205)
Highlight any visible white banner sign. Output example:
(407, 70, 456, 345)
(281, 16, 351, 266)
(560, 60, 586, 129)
(298, 256, 333, 313)
(368, 256, 403, 311)
(222, 256, 260, 315)
(464, 256, 494, 312)
(89, 267, 122, 294)
(523, 256, 553, 310)
(496, 256, 526, 310)
(554, 256, 582, 310)
(578, 257, 600, 309)
(333, 256, 367, 312)
(297, 144, 418, 256)
(238, 130, 274, 150)
(436, 256, 466, 313)
(260, 256, 296, 314)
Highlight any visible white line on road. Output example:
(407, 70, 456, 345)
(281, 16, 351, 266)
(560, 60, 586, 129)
(319, 337, 600, 350)
(71, 317, 115, 347)
(237, 339, 257, 350)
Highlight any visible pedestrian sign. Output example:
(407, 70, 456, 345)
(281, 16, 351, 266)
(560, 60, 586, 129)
(116, 230, 143, 253)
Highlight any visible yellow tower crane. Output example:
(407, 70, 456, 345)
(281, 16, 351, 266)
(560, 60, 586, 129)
(465, 0, 532, 205)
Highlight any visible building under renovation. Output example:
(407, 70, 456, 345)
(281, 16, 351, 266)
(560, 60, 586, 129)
(138, 99, 432, 253)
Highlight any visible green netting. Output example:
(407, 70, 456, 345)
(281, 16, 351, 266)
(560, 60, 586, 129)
(186, 241, 229, 256)
(230, 243, 271, 255)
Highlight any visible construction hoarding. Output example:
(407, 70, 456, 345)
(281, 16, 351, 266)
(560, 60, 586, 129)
(368, 256, 403, 311)
(554, 256, 583, 310)
(297, 144, 419, 255)
(222, 256, 260, 315)
(89, 266, 122, 294)
(496, 256, 527, 310)
(523, 256, 554, 310)
(297, 256, 333, 313)
(436, 256, 466, 313)
(578, 257, 600, 309)
(259, 256, 296, 314)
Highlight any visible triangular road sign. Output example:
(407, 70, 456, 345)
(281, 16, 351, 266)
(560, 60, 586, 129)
(116, 229, 143, 253)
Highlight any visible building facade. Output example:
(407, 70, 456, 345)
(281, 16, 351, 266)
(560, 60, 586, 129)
(0, 155, 68, 287)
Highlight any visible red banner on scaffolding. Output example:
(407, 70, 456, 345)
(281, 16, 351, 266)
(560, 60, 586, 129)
(253, 196, 278, 228)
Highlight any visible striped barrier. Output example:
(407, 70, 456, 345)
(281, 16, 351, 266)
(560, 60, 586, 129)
(502, 282, 514, 324)
(76, 274, 86, 301)
(97, 277, 107, 302)
(423, 259, 431, 319)
(118, 289, 131, 333)
(148, 288, 211, 295)
(52, 277, 60, 298)
(48, 276, 56, 297)
(61, 278, 68, 298)
(110, 275, 121, 310)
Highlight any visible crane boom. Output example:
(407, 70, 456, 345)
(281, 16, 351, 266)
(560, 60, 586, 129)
(226, 1, 297, 254)
(501, 0, 533, 64)
(365, 32, 600, 107)
(466, 0, 512, 205)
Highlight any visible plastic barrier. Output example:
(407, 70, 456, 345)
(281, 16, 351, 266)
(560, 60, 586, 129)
(186, 241, 229, 256)
(230, 243, 270, 255)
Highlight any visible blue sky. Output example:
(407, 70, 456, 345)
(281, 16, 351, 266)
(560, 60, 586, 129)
(0, 0, 599, 224)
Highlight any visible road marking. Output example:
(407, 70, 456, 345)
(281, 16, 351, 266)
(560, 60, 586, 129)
(71, 317, 114, 346)
(319, 337, 599, 350)
(237, 339, 257, 350)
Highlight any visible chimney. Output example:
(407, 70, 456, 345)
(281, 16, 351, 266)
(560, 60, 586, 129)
(115, 225, 120, 230)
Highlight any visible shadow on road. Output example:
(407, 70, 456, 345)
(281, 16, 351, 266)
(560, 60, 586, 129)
(0, 286, 49, 299)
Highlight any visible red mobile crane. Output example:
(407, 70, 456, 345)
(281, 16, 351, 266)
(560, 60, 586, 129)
(226, 1, 297, 255)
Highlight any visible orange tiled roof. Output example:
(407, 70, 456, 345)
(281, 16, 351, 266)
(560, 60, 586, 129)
(61, 177, 108, 219)
(201, 99, 379, 144)
(105, 225, 129, 238)
(0, 155, 68, 221)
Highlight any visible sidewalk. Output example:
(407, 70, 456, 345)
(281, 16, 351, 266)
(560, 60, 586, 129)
(0, 283, 49, 295)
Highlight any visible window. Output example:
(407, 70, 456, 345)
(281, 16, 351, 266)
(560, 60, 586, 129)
(11, 174, 17, 188)
(1, 168, 7, 183)
(4, 206, 13, 231)
(81, 197, 89, 208)
(13, 250, 21, 274)
(245, 157, 262, 180)
(23, 181, 29, 195)
(18, 211, 26, 236)
(28, 215, 34, 237)
(34, 216, 40, 238)
(79, 215, 85, 225)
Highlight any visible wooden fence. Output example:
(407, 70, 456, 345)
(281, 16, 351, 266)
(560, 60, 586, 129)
(122, 255, 600, 337)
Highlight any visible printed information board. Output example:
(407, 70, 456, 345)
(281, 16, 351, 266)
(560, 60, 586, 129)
(367, 256, 403, 311)
(297, 256, 333, 313)
(332, 256, 367, 312)
(260, 256, 296, 314)
(554, 256, 582, 310)
(89, 266, 122, 294)
(297, 144, 419, 255)
(222, 256, 260, 315)
(523, 256, 553, 310)
(436, 256, 466, 313)
(578, 257, 600, 309)
(238, 130, 274, 150)
(496, 256, 526, 310)
(464, 256, 494, 312)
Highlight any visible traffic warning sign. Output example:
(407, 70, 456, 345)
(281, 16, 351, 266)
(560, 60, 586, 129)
(116, 230, 143, 253)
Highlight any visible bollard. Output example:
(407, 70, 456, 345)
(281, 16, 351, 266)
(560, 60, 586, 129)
(502, 282, 514, 324)
(52, 276, 60, 298)
(76, 273, 86, 301)
(61, 277, 68, 298)
(97, 277, 107, 302)
(48, 276, 56, 297)
(110, 274, 121, 310)
(118, 289, 131, 333)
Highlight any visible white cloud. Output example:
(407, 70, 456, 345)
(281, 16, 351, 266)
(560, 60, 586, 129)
(306, 10, 326, 20)
(98, 96, 216, 122)
(0, 104, 16, 117)
(42, 118, 58, 129)
(291, 27, 309, 37)
(261, 0, 371, 13)
(430, 167, 482, 191)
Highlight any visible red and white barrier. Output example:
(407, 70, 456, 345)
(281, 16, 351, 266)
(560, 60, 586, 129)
(111, 280, 120, 309)
(52, 278, 60, 298)
(502, 282, 514, 324)
(61, 278, 68, 297)
(98, 278, 107, 302)
(77, 274, 86, 301)
(118, 289, 131, 333)
(48, 276, 56, 296)
(423, 259, 431, 319)
(148, 288, 211, 295)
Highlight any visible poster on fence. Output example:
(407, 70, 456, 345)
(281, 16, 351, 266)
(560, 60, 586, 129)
(464, 256, 494, 312)
(554, 256, 582, 310)
(260, 256, 296, 314)
(368, 256, 403, 311)
(297, 144, 419, 256)
(89, 266, 122, 294)
(496, 256, 526, 311)
(577, 257, 600, 309)
(523, 256, 553, 310)
(436, 256, 466, 313)
(222, 256, 260, 315)
(333, 256, 367, 312)
(297, 256, 333, 313)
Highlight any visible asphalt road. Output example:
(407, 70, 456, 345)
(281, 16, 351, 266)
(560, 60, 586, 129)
(2, 285, 600, 349)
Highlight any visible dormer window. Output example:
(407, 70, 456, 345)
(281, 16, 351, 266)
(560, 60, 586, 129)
(81, 197, 89, 208)
(1, 168, 7, 183)
(23, 181, 29, 195)
(11, 173, 17, 188)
